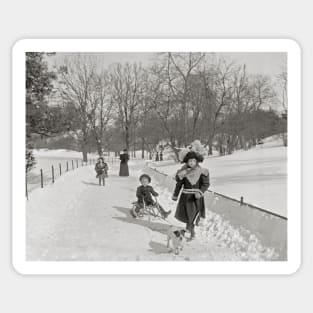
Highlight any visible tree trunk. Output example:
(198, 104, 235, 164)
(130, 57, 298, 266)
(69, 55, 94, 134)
(96, 140, 102, 156)
(125, 124, 130, 150)
(82, 147, 88, 162)
(207, 137, 214, 155)
(208, 144, 213, 155)
(283, 133, 287, 146)
(169, 140, 180, 162)
(81, 133, 88, 162)
(141, 137, 145, 159)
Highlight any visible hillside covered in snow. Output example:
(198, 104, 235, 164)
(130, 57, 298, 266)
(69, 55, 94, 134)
(150, 136, 287, 216)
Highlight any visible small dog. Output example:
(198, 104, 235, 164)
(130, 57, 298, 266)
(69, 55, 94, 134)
(167, 227, 186, 255)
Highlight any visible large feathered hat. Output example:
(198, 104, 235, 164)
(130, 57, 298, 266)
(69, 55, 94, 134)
(182, 151, 204, 163)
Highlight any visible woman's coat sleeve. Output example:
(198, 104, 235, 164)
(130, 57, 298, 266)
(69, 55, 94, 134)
(173, 173, 184, 198)
(200, 171, 210, 194)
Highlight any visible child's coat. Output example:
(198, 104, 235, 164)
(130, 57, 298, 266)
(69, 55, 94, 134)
(173, 165, 210, 225)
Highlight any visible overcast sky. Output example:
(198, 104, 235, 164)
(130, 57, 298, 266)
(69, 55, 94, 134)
(49, 52, 286, 79)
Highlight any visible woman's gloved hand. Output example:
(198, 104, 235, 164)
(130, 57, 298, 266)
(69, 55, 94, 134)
(195, 193, 202, 199)
(172, 195, 178, 201)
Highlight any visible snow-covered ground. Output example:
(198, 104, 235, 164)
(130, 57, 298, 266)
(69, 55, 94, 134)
(150, 137, 287, 217)
(27, 149, 119, 192)
(27, 161, 247, 261)
(26, 146, 284, 261)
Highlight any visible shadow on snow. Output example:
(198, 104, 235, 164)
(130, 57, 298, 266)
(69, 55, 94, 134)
(113, 206, 171, 255)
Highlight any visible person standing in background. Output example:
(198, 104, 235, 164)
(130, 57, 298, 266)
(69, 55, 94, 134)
(160, 151, 163, 161)
(119, 149, 129, 176)
(156, 152, 159, 161)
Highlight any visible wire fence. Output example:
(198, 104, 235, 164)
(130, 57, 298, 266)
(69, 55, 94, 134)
(26, 156, 121, 199)
(147, 165, 287, 220)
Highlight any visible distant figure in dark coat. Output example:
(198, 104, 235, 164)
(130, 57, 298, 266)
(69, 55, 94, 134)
(172, 151, 210, 240)
(119, 149, 129, 176)
(155, 152, 159, 161)
(160, 151, 163, 161)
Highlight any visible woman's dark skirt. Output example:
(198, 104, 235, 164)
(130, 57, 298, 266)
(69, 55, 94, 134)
(174, 193, 205, 225)
(119, 162, 129, 176)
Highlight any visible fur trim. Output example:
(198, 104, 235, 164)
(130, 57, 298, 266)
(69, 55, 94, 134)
(201, 168, 209, 176)
(176, 165, 202, 185)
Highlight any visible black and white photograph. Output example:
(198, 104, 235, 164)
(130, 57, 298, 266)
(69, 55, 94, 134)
(12, 39, 300, 274)
(3, 0, 312, 311)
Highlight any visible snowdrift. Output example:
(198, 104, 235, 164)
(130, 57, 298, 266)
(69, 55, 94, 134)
(144, 164, 287, 261)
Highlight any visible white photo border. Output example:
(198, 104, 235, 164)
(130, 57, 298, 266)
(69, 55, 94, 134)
(12, 39, 301, 275)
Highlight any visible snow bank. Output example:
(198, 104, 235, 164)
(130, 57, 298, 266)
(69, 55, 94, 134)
(143, 164, 287, 261)
(150, 142, 287, 217)
(33, 149, 99, 159)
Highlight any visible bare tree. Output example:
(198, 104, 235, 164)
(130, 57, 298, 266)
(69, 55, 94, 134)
(276, 60, 288, 146)
(147, 57, 181, 160)
(248, 74, 275, 111)
(58, 54, 97, 161)
(87, 70, 114, 156)
(168, 52, 205, 145)
(109, 63, 145, 150)
(199, 57, 235, 154)
(276, 66, 288, 111)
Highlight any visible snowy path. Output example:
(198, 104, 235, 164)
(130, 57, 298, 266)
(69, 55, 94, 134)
(26, 162, 240, 261)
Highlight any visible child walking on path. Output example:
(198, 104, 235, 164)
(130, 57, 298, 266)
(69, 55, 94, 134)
(95, 157, 109, 186)
(172, 151, 210, 240)
(132, 174, 171, 218)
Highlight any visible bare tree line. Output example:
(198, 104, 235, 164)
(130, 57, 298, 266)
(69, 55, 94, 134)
(52, 52, 287, 161)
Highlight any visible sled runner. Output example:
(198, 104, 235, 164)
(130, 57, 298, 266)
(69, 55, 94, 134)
(130, 198, 167, 221)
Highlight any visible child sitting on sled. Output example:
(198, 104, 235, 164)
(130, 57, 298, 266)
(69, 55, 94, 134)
(131, 174, 171, 219)
(95, 157, 109, 186)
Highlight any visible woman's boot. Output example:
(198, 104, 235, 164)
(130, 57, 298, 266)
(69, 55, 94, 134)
(186, 223, 191, 233)
(190, 224, 196, 240)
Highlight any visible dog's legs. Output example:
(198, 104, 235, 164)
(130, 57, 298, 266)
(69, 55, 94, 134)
(167, 238, 174, 253)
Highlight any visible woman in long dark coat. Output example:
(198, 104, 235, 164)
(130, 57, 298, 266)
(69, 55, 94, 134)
(119, 149, 129, 176)
(172, 151, 210, 239)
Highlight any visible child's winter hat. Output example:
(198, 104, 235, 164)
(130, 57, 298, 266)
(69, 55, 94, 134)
(139, 174, 151, 183)
(182, 151, 204, 163)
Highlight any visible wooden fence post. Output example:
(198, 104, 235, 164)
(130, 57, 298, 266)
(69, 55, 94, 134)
(66, 162, 69, 172)
(26, 174, 28, 200)
(240, 196, 244, 205)
(40, 169, 43, 188)
(76, 160, 78, 168)
(52, 165, 55, 183)
(72, 160, 74, 170)
(59, 163, 62, 176)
